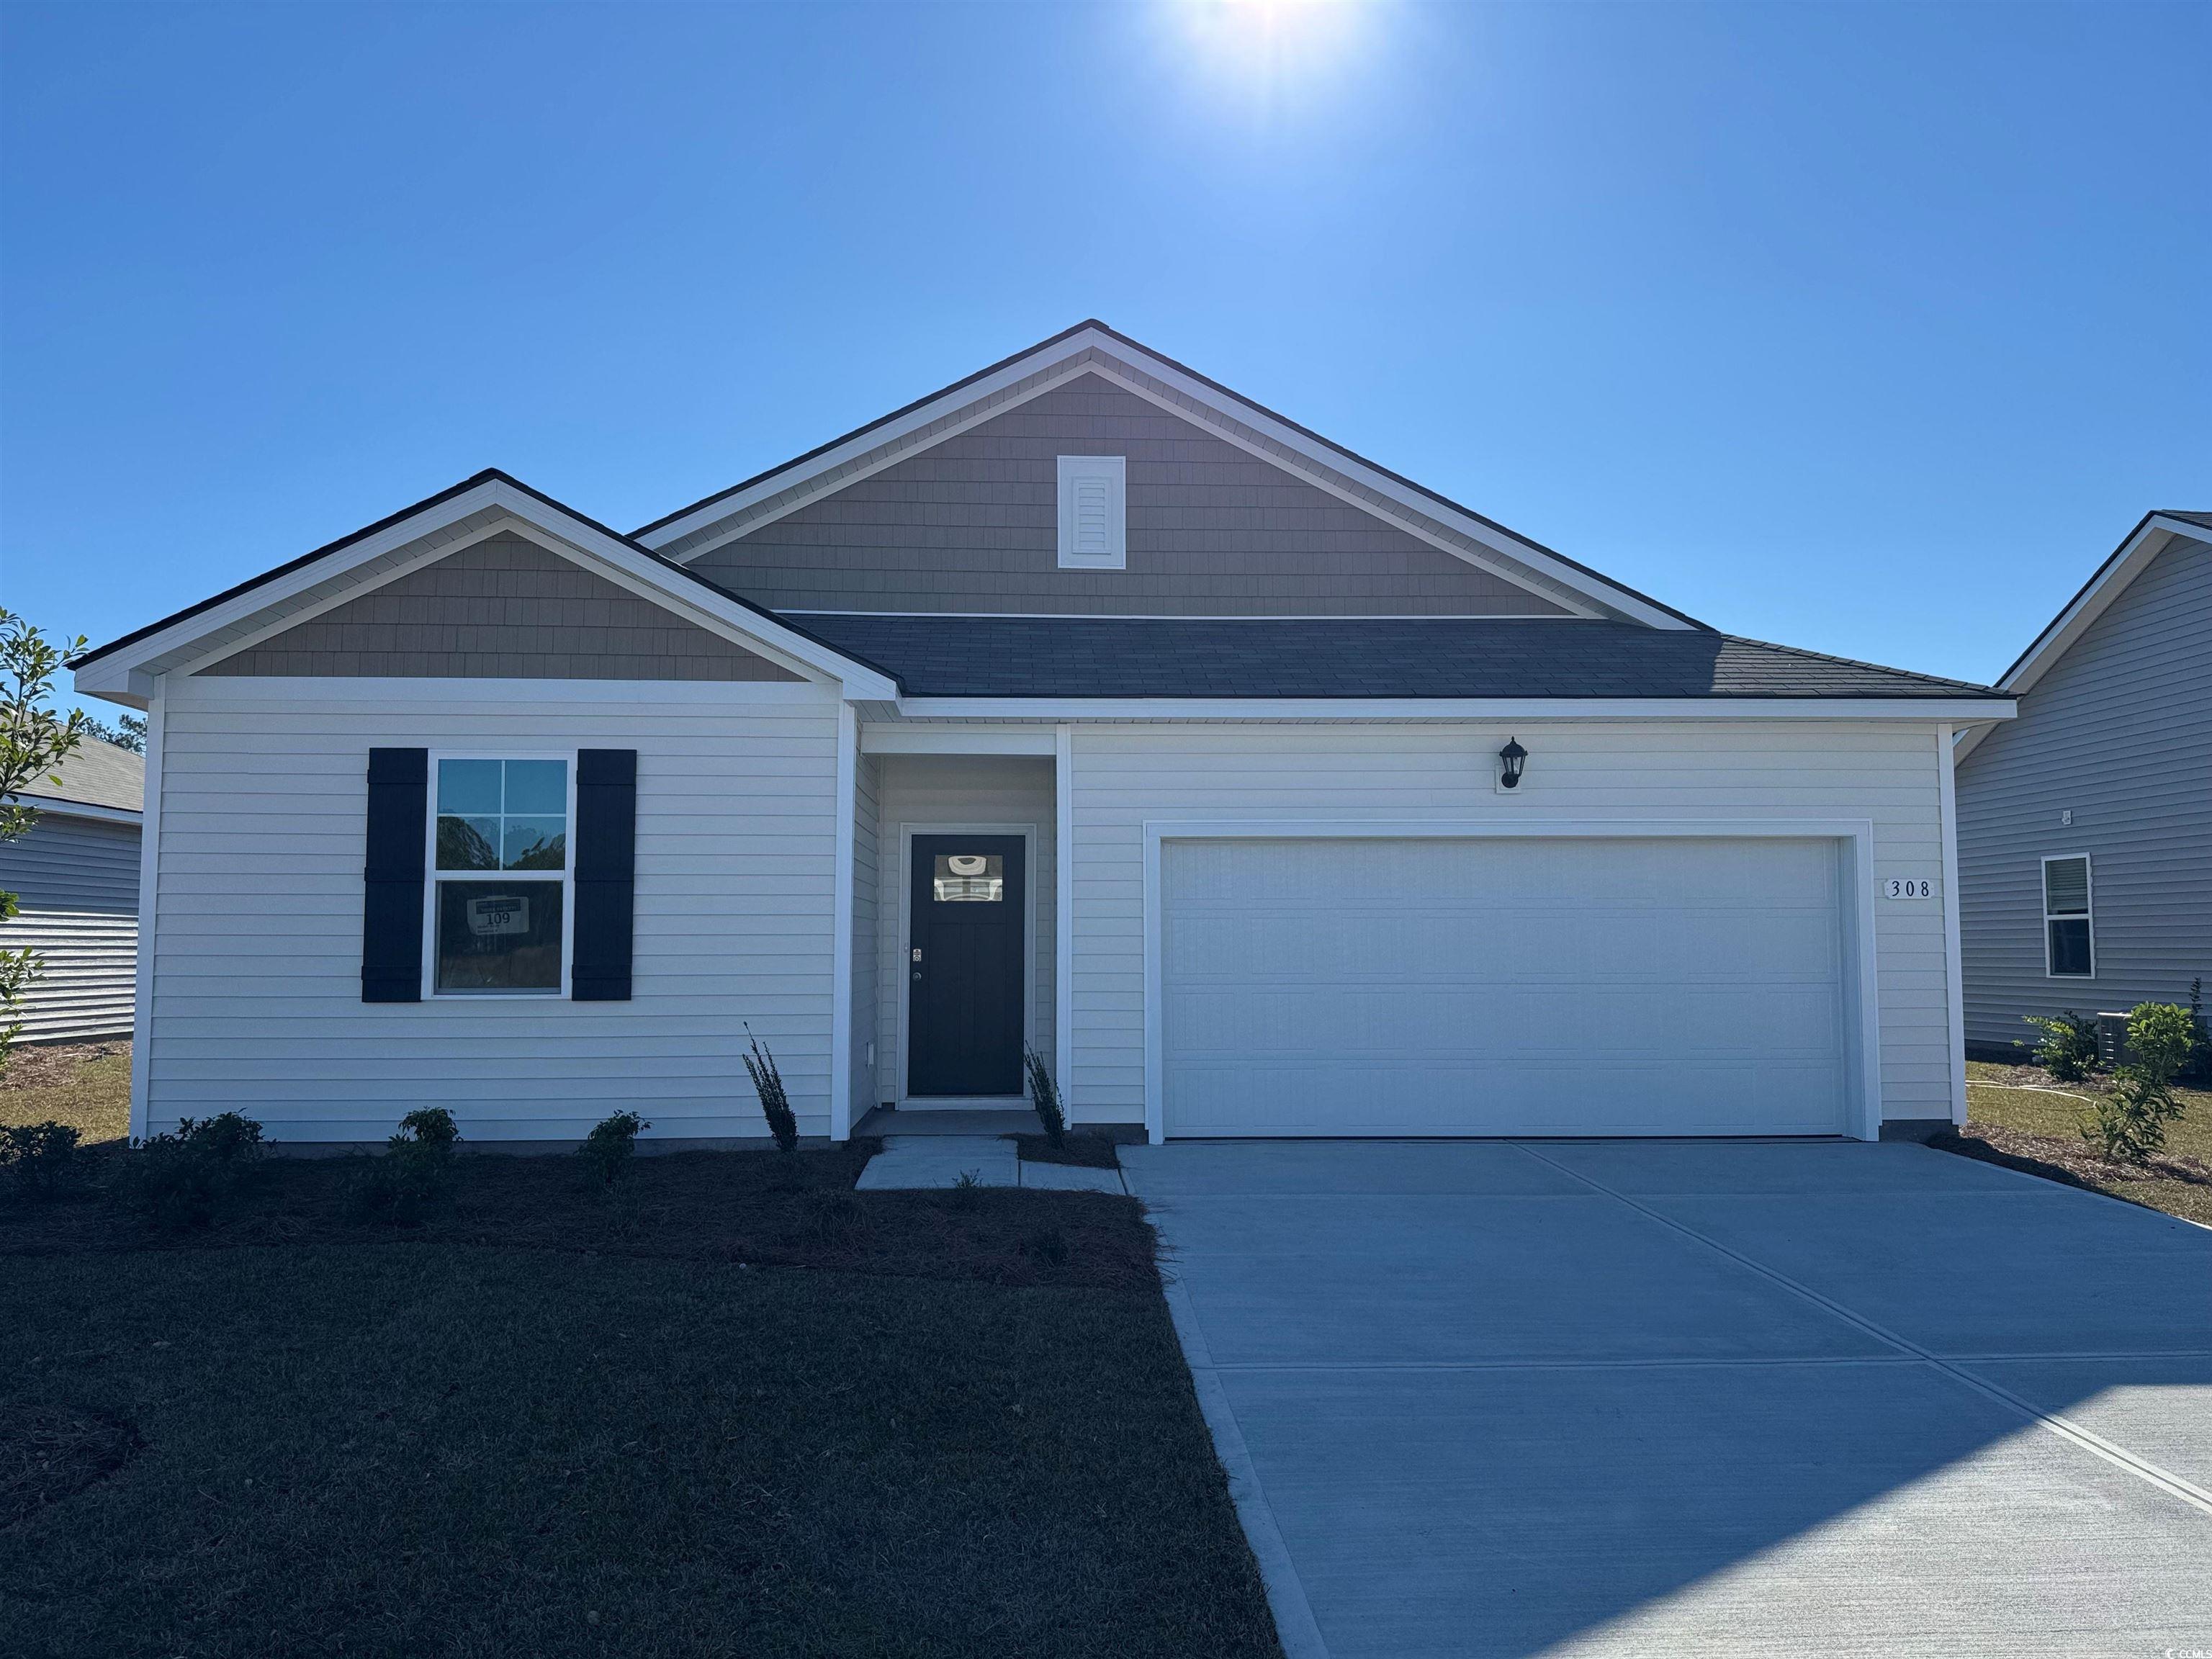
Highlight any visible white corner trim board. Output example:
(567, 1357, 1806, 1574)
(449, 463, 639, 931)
(1138, 818, 1887, 1146)
(127, 688, 166, 1143)
(830, 702, 860, 1140)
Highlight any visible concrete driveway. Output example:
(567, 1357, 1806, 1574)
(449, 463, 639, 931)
(1119, 1140, 2212, 1659)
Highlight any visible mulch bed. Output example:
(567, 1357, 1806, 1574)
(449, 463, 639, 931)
(0, 1040, 129, 1094)
(1933, 1120, 2212, 1210)
(0, 1141, 1159, 1291)
(1015, 1133, 1123, 1169)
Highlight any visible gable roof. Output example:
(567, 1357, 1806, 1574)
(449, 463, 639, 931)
(12, 739, 144, 818)
(68, 470, 904, 705)
(1954, 509, 2211, 762)
(792, 613, 2003, 702)
(634, 321, 1706, 632)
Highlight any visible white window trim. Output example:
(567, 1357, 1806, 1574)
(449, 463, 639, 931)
(423, 750, 579, 1000)
(2041, 853, 2095, 980)
(1056, 455, 1127, 570)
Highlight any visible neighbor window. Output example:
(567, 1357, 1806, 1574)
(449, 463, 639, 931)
(1056, 455, 1126, 569)
(432, 757, 570, 994)
(2042, 854, 2093, 979)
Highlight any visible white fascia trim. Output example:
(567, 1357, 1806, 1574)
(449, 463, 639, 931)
(1955, 515, 2193, 764)
(893, 696, 2020, 722)
(639, 326, 1671, 627)
(1138, 817, 1887, 1146)
(2, 796, 142, 827)
(859, 724, 1058, 756)
(69, 478, 899, 703)
(784, 610, 1596, 621)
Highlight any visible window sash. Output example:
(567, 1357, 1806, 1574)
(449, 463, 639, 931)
(2041, 855, 2094, 978)
(424, 752, 577, 997)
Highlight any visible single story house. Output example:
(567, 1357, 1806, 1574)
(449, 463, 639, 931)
(1954, 511, 2211, 1058)
(71, 322, 2013, 1146)
(0, 739, 144, 1043)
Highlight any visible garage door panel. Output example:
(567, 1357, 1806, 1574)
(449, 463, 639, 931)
(1161, 837, 1851, 1138)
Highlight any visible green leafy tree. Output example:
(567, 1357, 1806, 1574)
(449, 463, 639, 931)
(0, 611, 91, 1075)
(78, 710, 146, 753)
(2080, 1002, 2197, 1164)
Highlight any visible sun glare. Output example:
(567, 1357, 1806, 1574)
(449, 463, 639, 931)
(1173, 0, 1372, 94)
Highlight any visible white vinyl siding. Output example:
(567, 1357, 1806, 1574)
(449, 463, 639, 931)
(1065, 720, 1957, 1132)
(142, 677, 842, 1143)
(0, 812, 140, 1043)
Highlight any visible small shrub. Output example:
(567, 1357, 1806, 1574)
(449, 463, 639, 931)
(2184, 978, 2212, 1087)
(2022, 1010, 2098, 1082)
(117, 1112, 266, 1229)
(579, 1110, 650, 1187)
(799, 1186, 859, 1239)
(349, 1108, 462, 1226)
(2080, 1001, 2195, 1164)
(744, 1026, 797, 1154)
(1022, 1045, 1065, 1149)
(0, 1119, 81, 1199)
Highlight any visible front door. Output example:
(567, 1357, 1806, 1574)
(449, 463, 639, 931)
(907, 835, 1026, 1097)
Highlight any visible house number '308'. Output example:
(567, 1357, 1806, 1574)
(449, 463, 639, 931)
(1884, 878, 1934, 900)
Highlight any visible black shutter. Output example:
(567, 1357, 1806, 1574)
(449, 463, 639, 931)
(572, 748, 637, 1002)
(361, 747, 428, 1002)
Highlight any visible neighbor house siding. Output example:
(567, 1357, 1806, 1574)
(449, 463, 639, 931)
(200, 533, 801, 682)
(1955, 532, 2212, 1052)
(0, 811, 140, 1043)
(140, 675, 843, 1143)
(873, 754, 1056, 1103)
(1062, 720, 1958, 1130)
(691, 374, 1573, 619)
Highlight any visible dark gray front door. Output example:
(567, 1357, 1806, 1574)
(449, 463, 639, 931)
(907, 835, 1026, 1097)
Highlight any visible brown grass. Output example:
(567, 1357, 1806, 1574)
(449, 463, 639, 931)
(0, 1040, 131, 1144)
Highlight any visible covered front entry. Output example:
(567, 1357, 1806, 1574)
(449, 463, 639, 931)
(1157, 834, 1858, 1138)
(906, 833, 1028, 1097)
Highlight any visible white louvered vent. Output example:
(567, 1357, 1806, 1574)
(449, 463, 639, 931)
(1057, 455, 1126, 570)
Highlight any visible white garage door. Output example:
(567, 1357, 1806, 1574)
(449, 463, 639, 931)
(1160, 837, 1853, 1138)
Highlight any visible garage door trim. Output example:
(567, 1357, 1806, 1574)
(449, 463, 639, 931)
(1141, 818, 1883, 1145)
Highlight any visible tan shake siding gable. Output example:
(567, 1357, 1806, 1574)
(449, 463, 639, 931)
(690, 374, 1576, 617)
(197, 533, 803, 681)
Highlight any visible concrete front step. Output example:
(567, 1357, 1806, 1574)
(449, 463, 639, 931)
(855, 1134, 1125, 1194)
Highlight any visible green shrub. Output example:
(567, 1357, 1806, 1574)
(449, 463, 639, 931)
(0, 1119, 82, 1199)
(117, 1112, 267, 1229)
(1022, 1045, 1066, 1149)
(349, 1107, 462, 1226)
(579, 1110, 650, 1186)
(744, 1026, 797, 1154)
(2185, 979, 2212, 1087)
(2080, 1002, 2195, 1164)
(2022, 1010, 2098, 1082)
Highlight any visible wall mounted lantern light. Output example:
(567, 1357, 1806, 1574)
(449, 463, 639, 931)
(1497, 737, 1529, 791)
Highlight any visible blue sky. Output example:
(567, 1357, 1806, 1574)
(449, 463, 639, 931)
(3, 1, 2205, 696)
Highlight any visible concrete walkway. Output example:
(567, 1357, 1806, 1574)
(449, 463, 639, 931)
(855, 1134, 1125, 1193)
(1121, 1139, 2212, 1659)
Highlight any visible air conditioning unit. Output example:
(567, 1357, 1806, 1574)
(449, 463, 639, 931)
(2095, 1012, 2131, 1070)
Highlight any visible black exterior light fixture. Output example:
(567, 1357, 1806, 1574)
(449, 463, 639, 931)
(1497, 737, 1529, 790)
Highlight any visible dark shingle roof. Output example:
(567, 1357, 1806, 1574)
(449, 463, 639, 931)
(17, 739, 144, 813)
(787, 616, 2001, 700)
(2158, 509, 2212, 532)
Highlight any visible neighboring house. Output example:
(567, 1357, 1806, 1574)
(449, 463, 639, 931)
(69, 322, 2013, 1146)
(0, 739, 144, 1043)
(1953, 511, 2212, 1060)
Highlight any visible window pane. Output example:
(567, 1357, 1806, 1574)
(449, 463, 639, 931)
(2044, 857, 2090, 916)
(503, 760, 567, 816)
(436, 815, 500, 871)
(437, 759, 502, 816)
(2049, 918, 2092, 977)
(503, 817, 567, 871)
(933, 853, 1004, 902)
(437, 881, 563, 992)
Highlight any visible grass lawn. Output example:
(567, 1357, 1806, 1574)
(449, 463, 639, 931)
(0, 1040, 132, 1145)
(1936, 1060, 2212, 1226)
(0, 1139, 1280, 1658)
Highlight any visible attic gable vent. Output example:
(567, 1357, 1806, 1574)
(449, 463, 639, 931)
(1057, 455, 1126, 570)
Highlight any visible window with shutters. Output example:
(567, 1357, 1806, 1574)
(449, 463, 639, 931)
(2041, 854, 2094, 979)
(428, 755, 573, 994)
(1056, 455, 1126, 570)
